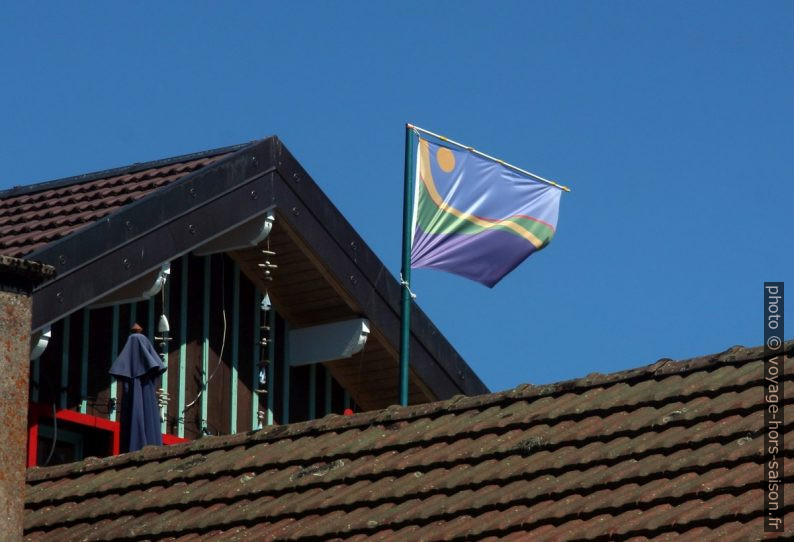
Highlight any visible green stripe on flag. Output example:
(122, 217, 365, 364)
(415, 183, 555, 245)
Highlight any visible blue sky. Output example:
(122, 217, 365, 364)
(2, 2, 791, 393)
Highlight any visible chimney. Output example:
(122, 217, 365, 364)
(0, 255, 55, 542)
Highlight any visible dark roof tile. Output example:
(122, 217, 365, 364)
(25, 343, 793, 540)
(0, 153, 231, 258)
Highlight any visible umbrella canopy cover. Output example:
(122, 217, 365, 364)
(109, 332, 166, 453)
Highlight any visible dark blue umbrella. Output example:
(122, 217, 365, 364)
(109, 327, 166, 453)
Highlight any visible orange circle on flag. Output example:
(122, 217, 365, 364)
(436, 147, 455, 172)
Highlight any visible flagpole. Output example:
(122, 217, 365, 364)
(399, 124, 415, 406)
(410, 124, 571, 192)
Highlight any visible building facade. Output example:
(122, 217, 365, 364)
(0, 138, 488, 467)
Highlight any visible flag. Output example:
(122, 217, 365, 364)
(410, 136, 562, 287)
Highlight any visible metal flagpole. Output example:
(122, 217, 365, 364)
(399, 124, 416, 406)
(410, 124, 571, 192)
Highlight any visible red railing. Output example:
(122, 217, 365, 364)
(27, 403, 188, 467)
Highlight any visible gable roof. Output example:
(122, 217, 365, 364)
(0, 145, 242, 258)
(1, 137, 487, 406)
(24, 342, 792, 540)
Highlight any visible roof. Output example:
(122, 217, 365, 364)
(24, 342, 792, 540)
(0, 144, 243, 258)
(2, 137, 487, 405)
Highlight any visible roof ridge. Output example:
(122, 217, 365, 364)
(365, 341, 789, 424)
(0, 141, 258, 199)
(25, 341, 790, 482)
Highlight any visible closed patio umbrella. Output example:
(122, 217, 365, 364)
(109, 324, 166, 453)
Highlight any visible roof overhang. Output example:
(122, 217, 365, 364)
(26, 136, 488, 402)
(29, 138, 277, 331)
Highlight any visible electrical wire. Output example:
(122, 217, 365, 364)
(44, 401, 58, 466)
(183, 255, 227, 413)
(182, 309, 226, 412)
(161, 270, 166, 319)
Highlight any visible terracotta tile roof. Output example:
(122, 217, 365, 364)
(0, 148, 241, 258)
(24, 343, 792, 540)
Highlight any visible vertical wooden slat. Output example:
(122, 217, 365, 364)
(177, 255, 188, 438)
(252, 290, 261, 431)
(230, 263, 240, 434)
(236, 274, 254, 433)
(201, 256, 210, 434)
(87, 307, 111, 419)
(38, 321, 61, 406)
(324, 370, 332, 416)
(80, 309, 90, 414)
(289, 364, 309, 422)
(160, 273, 170, 434)
(308, 364, 317, 421)
(282, 321, 290, 424)
(266, 308, 275, 426)
(147, 298, 155, 339)
(110, 306, 119, 422)
(179, 255, 204, 439)
(123, 303, 137, 423)
(207, 255, 229, 436)
(60, 315, 70, 409)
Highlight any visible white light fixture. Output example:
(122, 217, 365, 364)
(89, 263, 170, 308)
(288, 319, 370, 366)
(30, 326, 52, 360)
(193, 211, 275, 256)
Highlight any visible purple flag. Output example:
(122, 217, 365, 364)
(410, 137, 562, 287)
